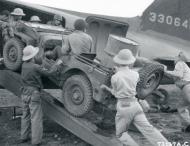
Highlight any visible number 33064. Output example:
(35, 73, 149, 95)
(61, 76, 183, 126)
(149, 12, 189, 29)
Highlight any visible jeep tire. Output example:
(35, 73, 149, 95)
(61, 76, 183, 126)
(136, 64, 164, 99)
(62, 74, 94, 117)
(3, 38, 24, 71)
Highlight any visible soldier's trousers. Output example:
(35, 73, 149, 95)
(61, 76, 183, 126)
(177, 84, 190, 127)
(21, 90, 43, 145)
(115, 100, 168, 146)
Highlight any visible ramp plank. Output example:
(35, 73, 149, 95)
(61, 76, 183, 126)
(0, 70, 122, 146)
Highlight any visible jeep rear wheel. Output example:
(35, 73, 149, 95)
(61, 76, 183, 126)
(136, 64, 164, 99)
(62, 74, 94, 117)
(3, 38, 24, 71)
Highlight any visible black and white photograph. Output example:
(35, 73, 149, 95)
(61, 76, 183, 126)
(0, 0, 190, 145)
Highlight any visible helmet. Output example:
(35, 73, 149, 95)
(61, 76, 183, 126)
(30, 15, 41, 22)
(22, 45, 39, 61)
(74, 19, 87, 31)
(11, 8, 25, 16)
(113, 49, 136, 65)
(53, 14, 62, 21)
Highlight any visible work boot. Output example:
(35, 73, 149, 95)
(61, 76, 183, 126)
(182, 125, 190, 132)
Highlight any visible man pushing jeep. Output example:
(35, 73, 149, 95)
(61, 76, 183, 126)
(45, 19, 93, 60)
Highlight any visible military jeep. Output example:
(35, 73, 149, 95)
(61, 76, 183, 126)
(1, 16, 164, 117)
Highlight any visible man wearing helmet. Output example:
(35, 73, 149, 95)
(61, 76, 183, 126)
(47, 14, 62, 27)
(9, 8, 25, 30)
(101, 49, 168, 146)
(5, 8, 26, 39)
(30, 16, 41, 23)
(6, 8, 39, 46)
(18, 45, 63, 146)
(0, 8, 25, 42)
(45, 19, 93, 60)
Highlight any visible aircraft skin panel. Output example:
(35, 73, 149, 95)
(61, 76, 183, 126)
(141, 0, 190, 41)
(127, 30, 190, 61)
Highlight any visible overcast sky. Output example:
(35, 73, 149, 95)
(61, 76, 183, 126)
(20, 0, 154, 17)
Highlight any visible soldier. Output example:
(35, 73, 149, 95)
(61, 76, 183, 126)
(9, 8, 25, 25)
(30, 16, 41, 23)
(101, 49, 168, 146)
(5, 8, 26, 39)
(18, 45, 62, 146)
(0, 10, 10, 54)
(47, 14, 62, 27)
(0, 10, 10, 41)
(45, 19, 93, 60)
(164, 51, 190, 132)
(63, 19, 93, 54)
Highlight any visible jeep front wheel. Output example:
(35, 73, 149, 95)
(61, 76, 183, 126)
(62, 74, 94, 117)
(3, 38, 24, 71)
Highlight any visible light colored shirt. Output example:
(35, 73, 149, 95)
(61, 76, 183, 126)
(63, 30, 93, 54)
(174, 61, 190, 81)
(111, 66, 139, 99)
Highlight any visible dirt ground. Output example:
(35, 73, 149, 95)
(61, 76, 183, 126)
(0, 85, 190, 146)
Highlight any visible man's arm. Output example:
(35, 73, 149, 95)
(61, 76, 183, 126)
(36, 60, 62, 76)
(60, 36, 71, 55)
(165, 70, 183, 78)
(89, 36, 93, 53)
(100, 75, 117, 96)
(164, 62, 183, 79)
(0, 20, 7, 28)
(100, 84, 115, 95)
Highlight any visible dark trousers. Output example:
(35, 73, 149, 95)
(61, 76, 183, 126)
(21, 89, 43, 144)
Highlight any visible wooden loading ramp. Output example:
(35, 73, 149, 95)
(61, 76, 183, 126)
(0, 69, 122, 146)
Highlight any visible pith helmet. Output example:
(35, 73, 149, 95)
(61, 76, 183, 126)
(113, 49, 136, 65)
(54, 14, 62, 21)
(30, 15, 41, 22)
(22, 45, 39, 61)
(11, 8, 25, 16)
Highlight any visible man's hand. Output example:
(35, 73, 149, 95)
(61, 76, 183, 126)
(139, 100, 150, 113)
(163, 65, 167, 72)
(100, 84, 108, 90)
(101, 84, 114, 95)
(100, 84, 111, 92)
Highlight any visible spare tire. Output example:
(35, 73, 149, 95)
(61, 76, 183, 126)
(136, 64, 164, 99)
(3, 38, 24, 71)
(62, 74, 94, 117)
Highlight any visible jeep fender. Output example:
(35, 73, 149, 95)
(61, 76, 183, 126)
(59, 67, 108, 103)
(14, 32, 37, 46)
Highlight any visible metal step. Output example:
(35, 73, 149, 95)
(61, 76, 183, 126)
(0, 69, 122, 146)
